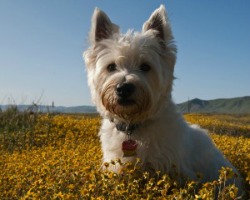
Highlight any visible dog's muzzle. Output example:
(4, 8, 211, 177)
(101, 81, 152, 122)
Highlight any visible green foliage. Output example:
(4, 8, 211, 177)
(0, 105, 39, 152)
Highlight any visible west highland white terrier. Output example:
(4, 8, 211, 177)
(83, 5, 243, 195)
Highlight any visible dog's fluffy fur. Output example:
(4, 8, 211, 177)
(84, 5, 243, 195)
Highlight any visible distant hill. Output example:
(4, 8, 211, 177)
(0, 104, 97, 114)
(52, 105, 97, 113)
(1, 96, 250, 114)
(177, 96, 250, 114)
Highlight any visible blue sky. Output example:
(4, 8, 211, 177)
(0, 1, 249, 106)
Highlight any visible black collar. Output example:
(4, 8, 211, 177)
(115, 122, 140, 135)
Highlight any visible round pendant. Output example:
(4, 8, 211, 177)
(122, 139, 137, 157)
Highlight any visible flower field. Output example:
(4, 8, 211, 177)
(0, 108, 250, 199)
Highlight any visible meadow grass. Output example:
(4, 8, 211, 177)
(0, 108, 249, 199)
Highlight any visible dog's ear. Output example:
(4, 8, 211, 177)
(142, 5, 173, 47)
(89, 8, 119, 44)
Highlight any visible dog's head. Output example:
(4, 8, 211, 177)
(84, 5, 176, 123)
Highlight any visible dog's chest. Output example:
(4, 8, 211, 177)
(100, 122, 172, 163)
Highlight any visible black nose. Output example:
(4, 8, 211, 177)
(116, 83, 135, 99)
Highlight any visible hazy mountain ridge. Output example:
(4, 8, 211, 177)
(0, 104, 96, 114)
(176, 96, 250, 114)
(1, 96, 249, 114)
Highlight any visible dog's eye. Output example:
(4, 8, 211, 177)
(139, 63, 151, 72)
(107, 63, 117, 72)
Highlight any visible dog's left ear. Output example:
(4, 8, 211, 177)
(89, 8, 119, 44)
(142, 5, 173, 48)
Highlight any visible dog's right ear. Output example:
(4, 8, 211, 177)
(142, 5, 174, 49)
(89, 8, 119, 44)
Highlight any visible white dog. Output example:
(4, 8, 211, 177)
(83, 5, 243, 195)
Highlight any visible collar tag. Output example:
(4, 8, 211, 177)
(122, 139, 137, 157)
(113, 121, 139, 157)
